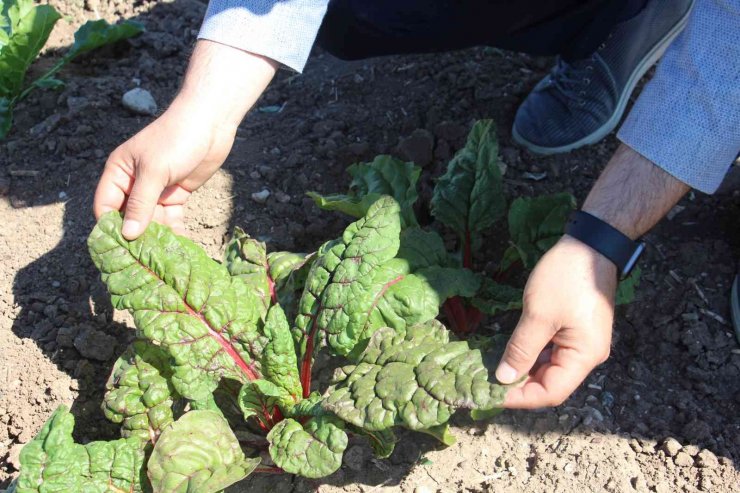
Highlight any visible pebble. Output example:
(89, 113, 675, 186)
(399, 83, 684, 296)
(696, 449, 718, 469)
(122, 88, 158, 116)
(251, 189, 271, 204)
(66, 96, 90, 113)
(683, 444, 700, 457)
(674, 451, 694, 467)
(7, 443, 23, 470)
(274, 191, 291, 204)
(661, 437, 682, 457)
(73, 327, 117, 361)
(56, 327, 79, 348)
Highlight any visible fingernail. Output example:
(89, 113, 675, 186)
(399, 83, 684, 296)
(121, 219, 141, 239)
(495, 362, 518, 384)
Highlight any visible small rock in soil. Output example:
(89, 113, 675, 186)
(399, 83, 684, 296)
(66, 96, 90, 113)
(6, 442, 24, 470)
(398, 129, 434, 167)
(696, 449, 718, 469)
(674, 451, 694, 467)
(74, 327, 117, 361)
(661, 437, 682, 457)
(683, 444, 700, 457)
(122, 88, 158, 116)
(274, 191, 291, 203)
(29, 113, 62, 138)
(251, 189, 271, 204)
(56, 326, 79, 348)
(500, 146, 520, 167)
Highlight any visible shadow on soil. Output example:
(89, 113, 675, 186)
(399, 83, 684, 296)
(5, 0, 740, 490)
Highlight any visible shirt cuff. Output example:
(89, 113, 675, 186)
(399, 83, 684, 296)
(198, 0, 329, 73)
(617, 0, 740, 194)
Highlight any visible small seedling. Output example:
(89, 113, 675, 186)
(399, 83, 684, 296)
(0, 0, 142, 138)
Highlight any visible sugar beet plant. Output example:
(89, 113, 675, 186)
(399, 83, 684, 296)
(0, 0, 143, 138)
(14, 120, 636, 492)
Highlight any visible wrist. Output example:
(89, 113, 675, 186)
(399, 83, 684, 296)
(558, 235, 618, 280)
(172, 40, 277, 132)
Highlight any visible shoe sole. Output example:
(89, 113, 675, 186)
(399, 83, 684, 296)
(513, 1, 695, 155)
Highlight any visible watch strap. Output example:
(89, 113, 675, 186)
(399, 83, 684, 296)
(564, 211, 644, 278)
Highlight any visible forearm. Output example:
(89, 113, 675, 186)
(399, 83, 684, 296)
(168, 39, 278, 133)
(582, 144, 690, 240)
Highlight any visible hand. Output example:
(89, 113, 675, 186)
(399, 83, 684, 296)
(93, 104, 236, 238)
(93, 40, 278, 239)
(495, 235, 617, 408)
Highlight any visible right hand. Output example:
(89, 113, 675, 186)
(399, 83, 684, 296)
(93, 104, 236, 239)
(93, 40, 278, 240)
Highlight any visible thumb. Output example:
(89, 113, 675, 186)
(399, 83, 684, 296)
(121, 167, 166, 240)
(496, 312, 556, 384)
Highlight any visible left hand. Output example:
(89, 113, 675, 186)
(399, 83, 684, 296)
(495, 235, 617, 408)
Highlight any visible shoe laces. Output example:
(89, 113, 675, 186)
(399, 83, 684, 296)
(546, 56, 596, 106)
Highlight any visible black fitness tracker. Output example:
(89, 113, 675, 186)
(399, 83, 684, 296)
(564, 210, 645, 278)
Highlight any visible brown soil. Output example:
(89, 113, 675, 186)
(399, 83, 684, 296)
(1, 1, 739, 492)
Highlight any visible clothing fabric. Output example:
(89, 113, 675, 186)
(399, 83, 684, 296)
(198, 0, 740, 193)
(617, 0, 740, 193)
(198, 0, 329, 72)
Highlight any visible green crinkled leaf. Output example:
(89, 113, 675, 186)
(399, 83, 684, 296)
(267, 250, 315, 319)
(421, 423, 456, 446)
(396, 227, 452, 270)
(224, 227, 271, 316)
(286, 391, 323, 418)
(363, 263, 480, 340)
(308, 155, 420, 227)
(148, 410, 259, 493)
(470, 407, 504, 421)
(238, 381, 278, 428)
(0, 1, 60, 98)
(16, 406, 147, 493)
(431, 120, 505, 244)
(88, 212, 267, 402)
(616, 266, 641, 305)
(470, 278, 523, 315)
(103, 341, 176, 442)
(267, 250, 313, 288)
(65, 19, 144, 60)
(294, 197, 402, 357)
(267, 416, 347, 479)
(295, 200, 480, 361)
(262, 304, 302, 402)
(323, 320, 506, 432)
(502, 193, 576, 270)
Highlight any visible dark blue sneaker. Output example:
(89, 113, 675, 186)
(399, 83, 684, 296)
(512, 0, 694, 154)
